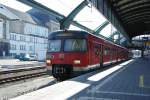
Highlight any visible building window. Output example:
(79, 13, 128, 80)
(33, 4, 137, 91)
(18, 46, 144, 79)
(10, 53, 16, 57)
(35, 37, 38, 43)
(104, 47, 110, 55)
(44, 39, 47, 44)
(30, 36, 33, 42)
(10, 44, 17, 50)
(0, 21, 3, 38)
(20, 45, 26, 50)
(29, 46, 33, 51)
(20, 35, 26, 41)
(10, 34, 16, 40)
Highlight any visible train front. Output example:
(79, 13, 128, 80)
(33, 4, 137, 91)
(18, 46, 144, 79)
(46, 31, 89, 80)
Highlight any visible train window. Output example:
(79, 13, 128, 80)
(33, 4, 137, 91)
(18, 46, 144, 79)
(94, 45, 99, 56)
(47, 40, 61, 52)
(104, 47, 109, 55)
(110, 48, 112, 55)
(104, 48, 107, 55)
(64, 39, 87, 52)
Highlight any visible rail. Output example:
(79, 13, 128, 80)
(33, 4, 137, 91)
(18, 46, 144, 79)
(0, 66, 48, 84)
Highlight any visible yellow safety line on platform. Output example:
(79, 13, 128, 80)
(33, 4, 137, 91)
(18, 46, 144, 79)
(139, 75, 144, 88)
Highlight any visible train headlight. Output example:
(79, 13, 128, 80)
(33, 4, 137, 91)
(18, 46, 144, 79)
(74, 60, 80, 64)
(46, 60, 51, 64)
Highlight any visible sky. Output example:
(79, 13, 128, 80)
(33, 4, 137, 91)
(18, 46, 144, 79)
(0, 0, 118, 38)
(0, 0, 32, 12)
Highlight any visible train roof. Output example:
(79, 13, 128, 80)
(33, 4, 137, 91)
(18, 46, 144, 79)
(48, 30, 88, 39)
(48, 30, 128, 50)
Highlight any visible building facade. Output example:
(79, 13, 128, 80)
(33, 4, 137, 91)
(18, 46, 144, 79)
(0, 4, 60, 60)
(9, 22, 48, 60)
(0, 18, 10, 57)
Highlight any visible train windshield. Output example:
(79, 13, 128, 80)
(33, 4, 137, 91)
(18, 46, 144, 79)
(48, 40, 61, 52)
(64, 39, 87, 52)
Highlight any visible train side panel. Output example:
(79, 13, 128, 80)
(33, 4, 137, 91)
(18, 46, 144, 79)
(87, 35, 103, 69)
(46, 30, 129, 80)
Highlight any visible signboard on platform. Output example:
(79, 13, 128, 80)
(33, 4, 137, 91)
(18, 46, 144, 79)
(146, 41, 150, 46)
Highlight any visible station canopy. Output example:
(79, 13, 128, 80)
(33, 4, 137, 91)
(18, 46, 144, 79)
(2, 0, 125, 39)
(35, 0, 120, 38)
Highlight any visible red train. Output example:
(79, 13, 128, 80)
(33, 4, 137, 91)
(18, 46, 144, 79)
(46, 30, 129, 80)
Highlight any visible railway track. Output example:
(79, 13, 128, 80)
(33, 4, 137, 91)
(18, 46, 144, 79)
(0, 66, 48, 84)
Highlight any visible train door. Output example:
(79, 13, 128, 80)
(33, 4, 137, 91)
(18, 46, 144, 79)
(90, 42, 102, 67)
(92, 43, 100, 65)
(103, 46, 111, 65)
(89, 41, 98, 65)
(100, 44, 103, 67)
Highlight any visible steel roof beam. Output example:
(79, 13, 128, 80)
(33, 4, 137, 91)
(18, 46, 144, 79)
(122, 12, 150, 21)
(117, 0, 150, 11)
(17, 0, 110, 40)
(107, 0, 130, 41)
(116, 0, 132, 6)
(120, 9, 150, 18)
(94, 21, 109, 35)
(72, 21, 112, 41)
(17, 0, 65, 20)
(18, 0, 128, 44)
(111, 0, 120, 4)
(18, 0, 93, 32)
(72, 21, 94, 33)
(17, 0, 91, 31)
(60, 0, 89, 29)
(109, 0, 150, 39)
(124, 15, 150, 24)
(118, 3, 150, 15)
(115, 0, 133, 7)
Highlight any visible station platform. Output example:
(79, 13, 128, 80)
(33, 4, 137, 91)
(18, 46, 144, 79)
(12, 56, 150, 100)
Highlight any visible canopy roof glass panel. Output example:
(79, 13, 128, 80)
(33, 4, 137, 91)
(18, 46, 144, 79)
(35, 0, 84, 17)
(99, 24, 118, 37)
(112, 26, 117, 34)
(74, 6, 107, 30)
(69, 24, 84, 31)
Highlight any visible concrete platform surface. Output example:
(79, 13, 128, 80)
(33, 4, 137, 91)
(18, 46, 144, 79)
(11, 57, 150, 100)
(0, 76, 54, 100)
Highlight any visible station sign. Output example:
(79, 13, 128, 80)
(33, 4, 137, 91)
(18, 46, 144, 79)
(142, 37, 149, 41)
